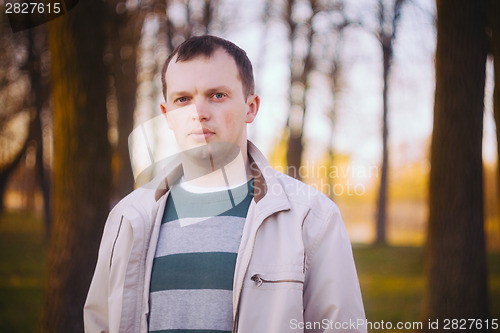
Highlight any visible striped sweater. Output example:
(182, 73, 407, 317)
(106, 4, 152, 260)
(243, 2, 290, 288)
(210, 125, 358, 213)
(148, 179, 254, 333)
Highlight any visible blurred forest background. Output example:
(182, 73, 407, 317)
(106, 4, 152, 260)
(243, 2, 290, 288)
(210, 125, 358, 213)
(1, 0, 500, 332)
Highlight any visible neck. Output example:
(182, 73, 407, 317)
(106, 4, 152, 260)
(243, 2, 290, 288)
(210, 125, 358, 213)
(181, 144, 251, 188)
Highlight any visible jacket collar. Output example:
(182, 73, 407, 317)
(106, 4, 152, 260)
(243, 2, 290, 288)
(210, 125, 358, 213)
(153, 162, 183, 201)
(247, 141, 289, 207)
(152, 141, 290, 212)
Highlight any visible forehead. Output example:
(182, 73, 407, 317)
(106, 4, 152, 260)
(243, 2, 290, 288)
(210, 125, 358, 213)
(165, 49, 242, 92)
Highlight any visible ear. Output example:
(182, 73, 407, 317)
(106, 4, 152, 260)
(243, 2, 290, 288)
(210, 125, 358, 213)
(245, 94, 260, 124)
(160, 102, 173, 130)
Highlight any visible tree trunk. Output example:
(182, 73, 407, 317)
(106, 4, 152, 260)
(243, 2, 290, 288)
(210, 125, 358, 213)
(327, 48, 343, 201)
(107, 5, 144, 202)
(284, 0, 316, 180)
(27, 26, 51, 235)
(0, 140, 28, 215)
(422, 0, 489, 329)
(39, 1, 111, 332)
(375, 40, 391, 244)
(374, 0, 406, 245)
(286, 132, 303, 179)
(488, 0, 500, 245)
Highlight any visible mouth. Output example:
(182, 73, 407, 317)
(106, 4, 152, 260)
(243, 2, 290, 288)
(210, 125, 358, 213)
(189, 128, 215, 140)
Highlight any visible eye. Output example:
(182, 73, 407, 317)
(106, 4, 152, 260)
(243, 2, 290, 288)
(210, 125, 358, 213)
(212, 92, 226, 100)
(174, 96, 190, 104)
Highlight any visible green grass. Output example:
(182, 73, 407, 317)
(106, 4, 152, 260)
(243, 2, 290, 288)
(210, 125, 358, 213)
(353, 245, 500, 332)
(354, 245, 425, 325)
(0, 211, 498, 332)
(0, 211, 46, 333)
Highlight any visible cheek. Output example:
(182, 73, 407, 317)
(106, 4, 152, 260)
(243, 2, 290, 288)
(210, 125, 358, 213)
(222, 111, 246, 136)
(223, 112, 237, 127)
(224, 105, 246, 124)
(168, 114, 188, 137)
(166, 115, 178, 131)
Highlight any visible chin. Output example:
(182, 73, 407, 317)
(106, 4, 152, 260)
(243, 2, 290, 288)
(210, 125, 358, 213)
(181, 138, 209, 150)
(181, 141, 241, 167)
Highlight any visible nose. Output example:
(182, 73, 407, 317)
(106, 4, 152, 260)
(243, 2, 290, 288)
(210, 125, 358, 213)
(193, 97, 210, 122)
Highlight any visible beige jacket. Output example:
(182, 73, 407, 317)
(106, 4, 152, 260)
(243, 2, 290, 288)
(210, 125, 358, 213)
(84, 141, 366, 333)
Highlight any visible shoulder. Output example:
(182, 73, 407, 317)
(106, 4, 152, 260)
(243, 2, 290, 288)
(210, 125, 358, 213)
(267, 170, 350, 261)
(269, 169, 347, 246)
(269, 168, 340, 219)
(107, 185, 157, 224)
(110, 186, 144, 214)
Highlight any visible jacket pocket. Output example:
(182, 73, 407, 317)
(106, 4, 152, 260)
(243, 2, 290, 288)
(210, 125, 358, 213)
(245, 269, 305, 291)
(250, 273, 304, 287)
(237, 270, 305, 332)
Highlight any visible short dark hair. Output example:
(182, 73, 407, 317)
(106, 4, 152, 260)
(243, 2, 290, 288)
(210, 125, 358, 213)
(161, 35, 255, 101)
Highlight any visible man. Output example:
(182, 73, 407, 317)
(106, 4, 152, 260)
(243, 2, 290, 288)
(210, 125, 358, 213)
(84, 35, 366, 333)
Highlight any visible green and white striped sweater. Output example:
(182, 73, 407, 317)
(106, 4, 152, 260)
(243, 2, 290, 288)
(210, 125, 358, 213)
(148, 179, 254, 333)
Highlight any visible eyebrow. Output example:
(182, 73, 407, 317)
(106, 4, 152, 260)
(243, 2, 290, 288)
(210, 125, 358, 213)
(168, 86, 233, 101)
(168, 91, 190, 101)
(205, 86, 232, 94)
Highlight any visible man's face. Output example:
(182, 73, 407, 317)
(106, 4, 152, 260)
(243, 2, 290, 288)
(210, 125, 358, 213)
(161, 49, 259, 161)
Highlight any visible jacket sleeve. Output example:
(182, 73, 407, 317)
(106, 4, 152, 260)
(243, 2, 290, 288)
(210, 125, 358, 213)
(302, 204, 367, 333)
(83, 206, 123, 333)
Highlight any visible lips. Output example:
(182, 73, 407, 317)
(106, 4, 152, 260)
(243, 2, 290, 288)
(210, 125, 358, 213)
(189, 128, 216, 141)
(190, 128, 215, 135)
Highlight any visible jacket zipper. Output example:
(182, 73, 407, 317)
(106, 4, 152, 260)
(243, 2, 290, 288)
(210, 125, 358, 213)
(250, 274, 304, 287)
(233, 200, 266, 333)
